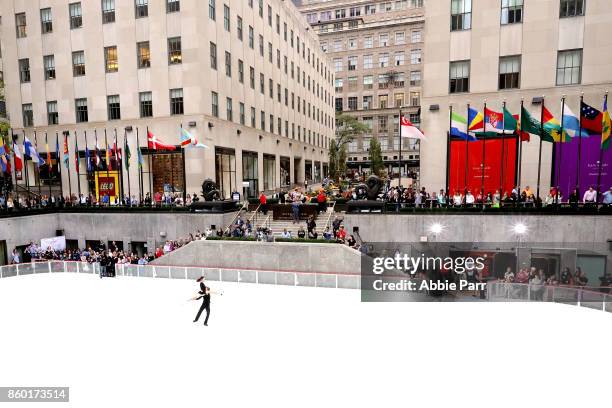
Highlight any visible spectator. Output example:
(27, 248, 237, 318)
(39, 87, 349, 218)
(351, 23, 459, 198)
(297, 226, 306, 239)
(259, 191, 268, 215)
(583, 186, 597, 204)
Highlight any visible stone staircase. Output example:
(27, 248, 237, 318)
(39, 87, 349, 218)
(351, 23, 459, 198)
(236, 207, 336, 237)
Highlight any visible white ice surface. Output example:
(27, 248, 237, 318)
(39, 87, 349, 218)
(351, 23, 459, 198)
(0, 273, 611, 408)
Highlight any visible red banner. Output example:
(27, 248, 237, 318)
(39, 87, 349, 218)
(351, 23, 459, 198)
(449, 137, 518, 196)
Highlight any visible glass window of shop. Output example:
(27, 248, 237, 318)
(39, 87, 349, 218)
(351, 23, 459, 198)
(242, 151, 258, 198)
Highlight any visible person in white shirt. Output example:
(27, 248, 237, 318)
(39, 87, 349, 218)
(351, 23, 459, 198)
(583, 186, 597, 203)
(281, 229, 292, 239)
(452, 191, 463, 206)
(205, 228, 213, 237)
(465, 191, 475, 205)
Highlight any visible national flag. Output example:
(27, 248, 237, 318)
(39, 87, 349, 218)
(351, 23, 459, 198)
(601, 96, 610, 150)
(468, 107, 484, 132)
(24, 136, 46, 166)
(581, 101, 603, 135)
(125, 137, 131, 170)
(13, 141, 23, 172)
(85, 145, 92, 172)
(106, 144, 112, 171)
(63, 134, 70, 168)
(503, 107, 518, 133)
(180, 128, 210, 149)
(147, 130, 176, 151)
(561, 103, 581, 138)
(45, 138, 52, 167)
(74, 138, 79, 171)
(137, 146, 144, 169)
(542, 106, 568, 143)
(0, 138, 7, 173)
(450, 111, 476, 141)
(484, 107, 504, 134)
(400, 116, 425, 140)
(55, 135, 60, 172)
(520, 106, 554, 142)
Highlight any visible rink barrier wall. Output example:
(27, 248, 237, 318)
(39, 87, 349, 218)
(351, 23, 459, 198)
(0, 261, 361, 290)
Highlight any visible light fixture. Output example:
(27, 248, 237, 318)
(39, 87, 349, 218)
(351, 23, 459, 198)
(189, 121, 197, 128)
(237, 129, 242, 135)
(429, 223, 444, 235)
(125, 126, 133, 132)
(208, 122, 214, 128)
(513, 223, 527, 235)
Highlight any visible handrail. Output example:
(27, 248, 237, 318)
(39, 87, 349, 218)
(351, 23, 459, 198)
(224, 201, 248, 232)
(324, 200, 337, 231)
(14, 184, 42, 200)
(258, 214, 271, 230)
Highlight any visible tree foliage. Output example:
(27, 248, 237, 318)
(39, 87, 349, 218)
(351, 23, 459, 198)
(369, 138, 384, 177)
(328, 113, 370, 180)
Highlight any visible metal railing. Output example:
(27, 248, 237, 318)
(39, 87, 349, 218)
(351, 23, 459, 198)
(487, 282, 612, 313)
(223, 201, 248, 232)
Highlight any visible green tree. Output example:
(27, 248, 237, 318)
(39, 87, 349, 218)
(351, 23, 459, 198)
(369, 138, 384, 177)
(0, 79, 8, 140)
(329, 113, 370, 180)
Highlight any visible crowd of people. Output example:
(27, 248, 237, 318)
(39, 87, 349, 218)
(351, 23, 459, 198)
(499, 265, 612, 295)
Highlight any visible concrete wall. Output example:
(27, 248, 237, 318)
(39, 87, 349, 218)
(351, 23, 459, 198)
(150, 239, 361, 275)
(0, 211, 238, 257)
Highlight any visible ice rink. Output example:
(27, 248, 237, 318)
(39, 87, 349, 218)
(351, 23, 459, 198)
(0, 273, 611, 408)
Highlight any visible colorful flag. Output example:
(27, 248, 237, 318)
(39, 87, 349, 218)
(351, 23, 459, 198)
(561, 103, 580, 138)
(503, 107, 518, 133)
(106, 144, 112, 171)
(512, 114, 530, 142)
(0, 137, 7, 173)
(450, 111, 475, 141)
(484, 107, 504, 134)
(542, 106, 568, 143)
(85, 145, 92, 172)
(467, 107, 484, 132)
(400, 116, 425, 140)
(581, 101, 603, 135)
(124, 137, 131, 170)
(63, 134, 70, 168)
(13, 141, 23, 172)
(95, 136, 101, 168)
(137, 146, 144, 169)
(180, 128, 210, 149)
(45, 137, 52, 168)
(55, 134, 60, 172)
(602, 96, 611, 150)
(147, 130, 176, 151)
(24, 136, 46, 166)
(520, 106, 554, 142)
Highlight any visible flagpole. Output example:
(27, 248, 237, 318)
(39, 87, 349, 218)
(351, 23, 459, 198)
(65, 131, 73, 201)
(115, 128, 124, 204)
(596, 92, 608, 203)
(75, 129, 81, 199)
(11, 130, 18, 195)
(518, 99, 524, 192)
(500, 101, 506, 198)
(46, 132, 52, 198)
(147, 126, 152, 205)
(465, 103, 470, 195)
(34, 131, 42, 197)
(481, 100, 487, 204)
(125, 129, 131, 203)
(56, 132, 63, 199)
(536, 96, 545, 202)
(180, 123, 187, 204)
(84, 129, 89, 197)
(577, 93, 584, 195)
(136, 127, 143, 203)
(398, 107, 402, 188)
(446, 105, 452, 196)
(558, 95, 566, 204)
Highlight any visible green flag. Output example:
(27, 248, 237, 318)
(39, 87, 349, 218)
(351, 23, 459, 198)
(520, 106, 554, 142)
(503, 107, 517, 132)
(124, 138, 131, 170)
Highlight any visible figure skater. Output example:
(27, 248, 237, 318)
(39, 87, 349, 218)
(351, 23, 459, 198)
(191, 276, 223, 326)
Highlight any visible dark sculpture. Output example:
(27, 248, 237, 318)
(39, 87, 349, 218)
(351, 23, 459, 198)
(355, 175, 383, 200)
(201, 179, 221, 202)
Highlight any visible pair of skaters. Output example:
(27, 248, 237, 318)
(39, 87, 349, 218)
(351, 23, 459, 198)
(191, 276, 222, 326)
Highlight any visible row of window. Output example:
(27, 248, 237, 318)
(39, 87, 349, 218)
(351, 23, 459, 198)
(448, 50, 582, 93)
(335, 71, 422, 92)
(332, 50, 422, 72)
(15, 1, 331, 85)
(335, 92, 420, 112)
(321, 30, 422, 53)
(451, 0, 585, 31)
(305, 0, 424, 24)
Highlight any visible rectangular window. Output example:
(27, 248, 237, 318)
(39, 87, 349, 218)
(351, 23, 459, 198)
(259, 35, 264, 56)
(499, 55, 521, 89)
(267, 5, 272, 26)
(239, 103, 245, 125)
(47, 101, 58, 125)
(394, 52, 405, 66)
(170, 88, 184, 115)
(379, 33, 389, 47)
(560, 0, 585, 17)
(168, 37, 182, 64)
(411, 30, 422, 43)
(501, 0, 523, 24)
(139, 92, 153, 118)
(451, 0, 472, 31)
(15, 13, 27, 38)
(395, 32, 406, 45)
(335, 98, 343, 112)
(379, 53, 389, 68)
(334, 58, 342, 72)
(69, 3, 82, 29)
(363, 95, 373, 109)
(107, 95, 121, 120)
(260, 111, 265, 130)
(379, 95, 388, 109)
(22, 104, 33, 127)
(40, 8, 53, 34)
(225, 51, 232, 77)
(248, 26, 254, 48)
(75, 98, 88, 123)
(224, 4, 230, 30)
(19, 59, 30, 83)
(72, 51, 85, 76)
(237, 16, 243, 40)
(137, 41, 151, 68)
(209, 0, 216, 20)
(259, 0, 263, 17)
(268, 42, 273, 63)
(410, 91, 420, 106)
(210, 42, 217, 69)
(363, 55, 373, 69)
(364, 36, 373, 48)
(135, 0, 149, 18)
(250, 107, 256, 127)
(410, 70, 421, 86)
(348, 56, 357, 71)
(260, 74, 264, 94)
(556, 49, 582, 85)
(449, 60, 470, 93)
(250, 66, 255, 89)
(226, 97, 233, 121)
(44, 55, 56, 80)
(410, 49, 422, 64)
(102, 0, 116, 24)
(348, 97, 358, 111)
(211, 92, 219, 117)
(238, 60, 244, 83)
(363, 75, 373, 90)
(167, 0, 180, 13)
(104, 46, 118, 72)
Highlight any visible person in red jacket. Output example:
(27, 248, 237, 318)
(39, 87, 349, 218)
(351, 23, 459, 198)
(259, 192, 268, 215)
(317, 189, 327, 213)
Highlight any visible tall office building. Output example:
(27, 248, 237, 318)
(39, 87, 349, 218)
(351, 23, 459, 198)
(297, 0, 425, 182)
(421, 0, 612, 196)
(0, 0, 335, 200)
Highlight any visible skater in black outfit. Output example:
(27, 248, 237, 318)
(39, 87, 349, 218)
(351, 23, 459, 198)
(191, 277, 222, 326)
